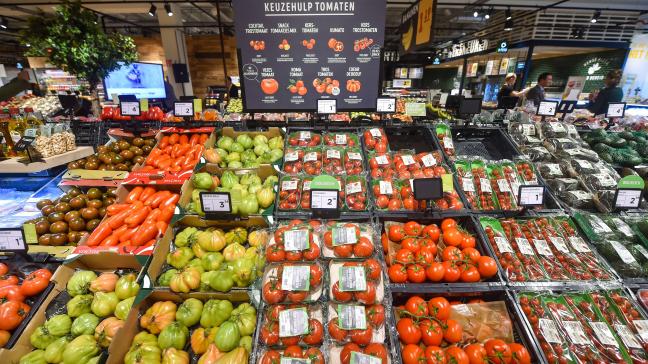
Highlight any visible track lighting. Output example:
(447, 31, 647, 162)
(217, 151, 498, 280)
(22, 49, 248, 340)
(485, 7, 492, 20)
(505, 7, 512, 21)
(0, 17, 7, 29)
(504, 19, 513, 31)
(591, 10, 600, 23)
(148, 3, 157, 17)
(165, 2, 173, 16)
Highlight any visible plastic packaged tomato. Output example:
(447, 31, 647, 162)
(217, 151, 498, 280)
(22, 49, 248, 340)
(261, 262, 324, 304)
(257, 346, 326, 364)
(344, 147, 364, 176)
(487, 162, 518, 211)
(282, 147, 304, 174)
(363, 127, 389, 152)
(321, 221, 376, 259)
(455, 159, 478, 209)
(267, 223, 321, 262)
(436, 123, 455, 158)
(392, 150, 422, 180)
(368, 152, 395, 180)
(302, 147, 323, 176)
(329, 260, 383, 304)
(332, 342, 390, 364)
(345, 175, 368, 211)
(287, 130, 322, 147)
(472, 160, 497, 211)
(519, 219, 571, 281)
(324, 132, 359, 147)
(323, 146, 346, 175)
(259, 303, 324, 347)
(278, 176, 301, 211)
(515, 159, 539, 185)
(371, 179, 402, 211)
(479, 217, 527, 282)
(499, 218, 548, 281)
(327, 302, 386, 345)
(415, 151, 449, 178)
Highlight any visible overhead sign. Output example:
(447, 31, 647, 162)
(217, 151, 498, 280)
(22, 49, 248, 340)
(446, 39, 489, 59)
(233, 0, 387, 112)
(400, 0, 437, 54)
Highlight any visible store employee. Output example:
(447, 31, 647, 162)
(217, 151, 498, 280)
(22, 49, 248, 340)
(587, 69, 624, 116)
(525, 72, 553, 106)
(497, 73, 526, 108)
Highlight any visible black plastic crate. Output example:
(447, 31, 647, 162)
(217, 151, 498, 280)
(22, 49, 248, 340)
(70, 119, 101, 147)
(449, 127, 520, 161)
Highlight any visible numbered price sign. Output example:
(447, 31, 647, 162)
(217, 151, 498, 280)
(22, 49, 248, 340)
(174, 102, 195, 117)
(606, 102, 626, 118)
(376, 98, 396, 113)
(199, 192, 232, 214)
(0, 228, 28, 253)
(120, 101, 141, 116)
(310, 189, 340, 218)
(518, 185, 545, 207)
(537, 101, 558, 117)
(317, 99, 337, 115)
(615, 189, 643, 209)
(413, 178, 443, 200)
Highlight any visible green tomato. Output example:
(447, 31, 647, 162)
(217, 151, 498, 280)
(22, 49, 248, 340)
(115, 297, 135, 321)
(192, 172, 213, 190)
(115, 273, 140, 300)
(174, 227, 198, 247)
(125, 341, 161, 364)
(229, 303, 257, 336)
(200, 299, 233, 328)
(45, 314, 72, 336)
(30, 326, 57, 350)
(71, 313, 100, 336)
(157, 322, 188, 350)
(186, 258, 205, 273)
(223, 243, 246, 262)
(44, 336, 70, 363)
(67, 271, 97, 297)
(201, 252, 224, 271)
(166, 247, 194, 269)
(91, 292, 119, 317)
(253, 134, 268, 146)
(176, 298, 203, 327)
(62, 335, 100, 364)
(239, 335, 252, 353)
(231, 258, 255, 288)
(236, 134, 254, 149)
(208, 270, 234, 292)
(214, 321, 240, 352)
(19, 350, 47, 364)
(67, 294, 93, 318)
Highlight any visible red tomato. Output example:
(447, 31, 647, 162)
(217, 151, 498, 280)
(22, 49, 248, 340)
(407, 264, 426, 283)
(464, 343, 488, 364)
(340, 343, 361, 364)
(484, 339, 512, 364)
(420, 319, 444, 346)
(405, 296, 428, 316)
(388, 264, 408, 283)
(441, 218, 458, 231)
(477, 256, 498, 278)
(355, 281, 377, 304)
(443, 319, 463, 343)
(425, 346, 446, 364)
(363, 259, 382, 281)
(396, 318, 421, 345)
(366, 304, 385, 327)
(425, 262, 445, 282)
(283, 345, 303, 358)
(404, 221, 422, 236)
(428, 297, 451, 320)
(445, 346, 469, 364)
(349, 327, 372, 345)
(328, 319, 347, 341)
(364, 343, 388, 364)
(332, 281, 353, 302)
(422, 224, 441, 242)
(509, 343, 531, 364)
(403, 344, 424, 364)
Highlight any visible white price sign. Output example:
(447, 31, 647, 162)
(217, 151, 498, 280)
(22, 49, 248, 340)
(615, 189, 642, 209)
(174, 102, 194, 117)
(200, 193, 232, 213)
(317, 99, 337, 114)
(537, 101, 558, 117)
(606, 102, 626, 118)
(120, 101, 141, 116)
(518, 186, 544, 206)
(311, 190, 338, 210)
(376, 98, 396, 113)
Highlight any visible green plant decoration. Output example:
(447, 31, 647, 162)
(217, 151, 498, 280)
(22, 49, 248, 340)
(20, 0, 138, 91)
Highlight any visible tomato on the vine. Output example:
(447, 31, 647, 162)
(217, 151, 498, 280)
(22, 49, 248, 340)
(428, 297, 451, 320)
(425, 346, 446, 364)
(402, 344, 424, 364)
(396, 318, 421, 345)
(420, 319, 443, 346)
(422, 224, 441, 242)
(465, 343, 489, 364)
(407, 264, 426, 283)
(302, 319, 323, 345)
(509, 343, 531, 364)
(425, 262, 445, 282)
(367, 304, 385, 326)
(484, 339, 512, 364)
(388, 264, 408, 283)
(405, 296, 428, 316)
(444, 319, 463, 343)
(441, 218, 458, 231)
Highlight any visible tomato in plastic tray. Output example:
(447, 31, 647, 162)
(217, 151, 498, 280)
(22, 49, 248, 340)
(345, 175, 368, 211)
(372, 179, 404, 211)
(515, 159, 539, 185)
(278, 176, 302, 211)
(322, 221, 376, 259)
(257, 346, 326, 364)
(368, 152, 395, 180)
(288, 130, 322, 147)
(323, 146, 346, 175)
(324, 132, 359, 147)
(283, 147, 304, 174)
(259, 303, 324, 347)
(302, 147, 323, 176)
(455, 159, 478, 209)
(363, 127, 389, 152)
(327, 302, 387, 345)
(261, 262, 324, 304)
(267, 222, 321, 262)
(436, 123, 455, 158)
(344, 147, 364, 176)
(519, 219, 571, 281)
(500, 218, 550, 282)
(329, 259, 384, 305)
(487, 163, 519, 211)
(472, 162, 497, 211)
(392, 150, 423, 179)
(480, 217, 529, 282)
(552, 218, 614, 280)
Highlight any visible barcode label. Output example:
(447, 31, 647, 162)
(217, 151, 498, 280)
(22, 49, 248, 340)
(282, 180, 298, 191)
(443, 137, 454, 149)
(401, 154, 415, 166)
(284, 229, 310, 251)
(421, 153, 436, 167)
(497, 179, 510, 192)
(539, 318, 563, 344)
(346, 182, 362, 194)
(379, 181, 393, 195)
(375, 155, 389, 165)
(350, 352, 381, 364)
(327, 149, 341, 159)
(281, 358, 311, 364)
(515, 237, 535, 255)
(550, 237, 570, 253)
(347, 152, 362, 160)
(480, 178, 492, 193)
(332, 226, 358, 246)
(591, 322, 618, 347)
(614, 324, 641, 349)
(303, 180, 312, 191)
(299, 131, 311, 140)
(304, 152, 318, 162)
(339, 266, 367, 291)
(563, 320, 591, 345)
(281, 266, 310, 291)
(462, 177, 475, 192)
(279, 308, 309, 337)
(335, 134, 347, 145)
(569, 237, 591, 253)
(338, 305, 367, 330)
(370, 128, 381, 138)
(533, 239, 553, 256)
(494, 236, 514, 253)
(285, 151, 299, 162)
(610, 240, 637, 264)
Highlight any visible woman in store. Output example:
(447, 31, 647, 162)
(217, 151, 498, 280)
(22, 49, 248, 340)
(496, 73, 525, 108)
(586, 69, 624, 116)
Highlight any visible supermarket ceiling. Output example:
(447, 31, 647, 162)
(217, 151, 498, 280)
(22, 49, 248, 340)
(0, 0, 646, 56)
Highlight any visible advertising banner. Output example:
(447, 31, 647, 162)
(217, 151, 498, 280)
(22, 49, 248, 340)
(233, 0, 387, 111)
(622, 34, 648, 104)
(400, 0, 436, 54)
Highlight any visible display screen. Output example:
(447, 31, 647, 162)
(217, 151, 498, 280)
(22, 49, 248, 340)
(233, 0, 387, 111)
(104, 62, 166, 100)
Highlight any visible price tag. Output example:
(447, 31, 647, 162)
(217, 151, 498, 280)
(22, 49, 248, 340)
(533, 239, 553, 256)
(521, 124, 535, 136)
(462, 177, 475, 192)
(518, 186, 544, 206)
(279, 308, 309, 337)
(282, 180, 299, 191)
(376, 98, 396, 113)
(13, 136, 35, 152)
(311, 190, 338, 210)
(281, 358, 311, 364)
(338, 305, 367, 330)
(606, 102, 626, 118)
(550, 237, 570, 253)
(285, 151, 299, 162)
(346, 182, 362, 194)
(539, 318, 563, 344)
(515, 237, 535, 255)
(610, 240, 637, 264)
(589, 215, 612, 233)
(480, 178, 492, 193)
(369, 128, 382, 138)
(612, 218, 634, 238)
(375, 155, 389, 165)
(339, 266, 366, 291)
(281, 266, 310, 291)
(299, 131, 312, 140)
(537, 101, 558, 116)
(0, 229, 27, 252)
(568, 236, 591, 253)
(332, 226, 358, 246)
(590, 322, 618, 347)
(443, 137, 454, 149)
(379, 181, 393, 195)
(401, 154, 415, 166)
(347, 152, 362, 161)
(284, 229, 310, 251)
(350, 352, 381, 364)
(563, 320, 591, 345)
(494, 236, 514, 253)
(335, 134, 347, 145)
(317, 99, 337, 114)
(614, 324, 642, 349)
(327, 149, 341, 159)
(615, 189, 642, 209)
(497, 179, 510, 192)
(120, 101, 141, 116)
(174, 102, 194, 117)
(420, 153, 436, 167)
(304, 152, 318, 162)
(199, 192, 231, 213)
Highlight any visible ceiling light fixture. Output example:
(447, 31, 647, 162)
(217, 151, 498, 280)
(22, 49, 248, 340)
(504, 19, 513, 31)
(165, 2, 173, 16)
(0, 17, 7, 29)
(485, 7, 492, 20)
(591, 10, 600, 23)
(505, 7, 512, 21)
(148, 3, 157, 17)
(473, 9, 479, 18)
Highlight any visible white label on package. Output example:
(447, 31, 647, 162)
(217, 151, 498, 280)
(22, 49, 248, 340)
(282, 180, 298, 191)
(615, 324, 642, 349)
(303, 180, 312, 191)
(401, 154, 415, 166)
(611, 240, 637, 264)
(462, 178, 475, 192)
(480, 178, 492, 193)
(299, 131, 311, 140)
(515, 237, 535, 255)
(335, 134, 347, 145)
(533, 239, 553, 256)
(304, 152, 318, 162)
(332, 226, 358, 246)
(421, 153, 436, 167)
(443, 137, 454, 149)
(338, 305, 367, 330)
(546, 164, 562, 175)
(379, 181, 393, 195)
(612, 218, 634, 238)
(369, 128, 381, 138)
(590, 215, 613, 233)
(281, 266, 310, 291)
(634, 320, 648, 343)
(497, 179, 511, 192)
(339, 266, 367, 291)
(347, 152, 362, 161)
(539, 318, 563, 344)
(281, 358, 311, 364)
(576, 159, 592, 169)
(350, 352, 381, 364)
(327, 149, 341, 159)
(563, 320, 591, 345)
(522, 124, 536, 136)
(279, 308, 309, 337)
(594, 173, 616, 188)
(566, 124, 578, 136)
(550, 237, 570, 253)
(284, 229, 310, 251)
(569, 237, 591, 253)
(285, 151, 299, 162)
(494, 236, 514, 253)
(346, 182, 362, 194)
(591, 322, 618, 347)
(375, 155, 389, 165)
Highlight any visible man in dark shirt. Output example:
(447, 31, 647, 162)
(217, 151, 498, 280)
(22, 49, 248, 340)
(587, 69, 624, 116)
(526, 72, 553, 106)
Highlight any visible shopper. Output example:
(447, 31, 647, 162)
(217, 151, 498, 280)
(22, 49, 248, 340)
(497, 73, 526, 108)
(586, 69, 624, 116)
(525, 72, 552, 106)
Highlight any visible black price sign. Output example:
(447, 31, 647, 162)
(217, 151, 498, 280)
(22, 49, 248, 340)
(13, 136, 35, 152)
(518, 185, 545, 206)
(200, 192, 232, 213)
(557, 100, 577, 114)
(120, 101, 141, 116)
(174, 102, 194, 117)
(310, 189, 340, 219)
(614, 189, 642, 209)
(413, 178, 443, 200)
(0, 228, 28, 253)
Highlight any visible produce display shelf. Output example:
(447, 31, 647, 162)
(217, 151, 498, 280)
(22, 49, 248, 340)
(0, 146, 94, 174)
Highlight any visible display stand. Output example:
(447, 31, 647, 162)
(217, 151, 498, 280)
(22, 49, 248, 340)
(536, 100, 558, 122)
(557, 100, 577, 121)
(605, 102, 626, 130)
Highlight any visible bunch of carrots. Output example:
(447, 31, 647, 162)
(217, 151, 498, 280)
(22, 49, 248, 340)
(84, 186, 179, 247)
(140, 133, 209, 173)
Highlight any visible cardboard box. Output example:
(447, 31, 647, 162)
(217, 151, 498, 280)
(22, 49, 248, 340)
(107, 289, 252, 364)
(0, 253, 146, 363)
(144, 215, 269, 291)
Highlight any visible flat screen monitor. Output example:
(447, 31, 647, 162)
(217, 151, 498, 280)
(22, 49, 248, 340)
(459, 97, 483, 115)
(104, 62, 166, 100)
